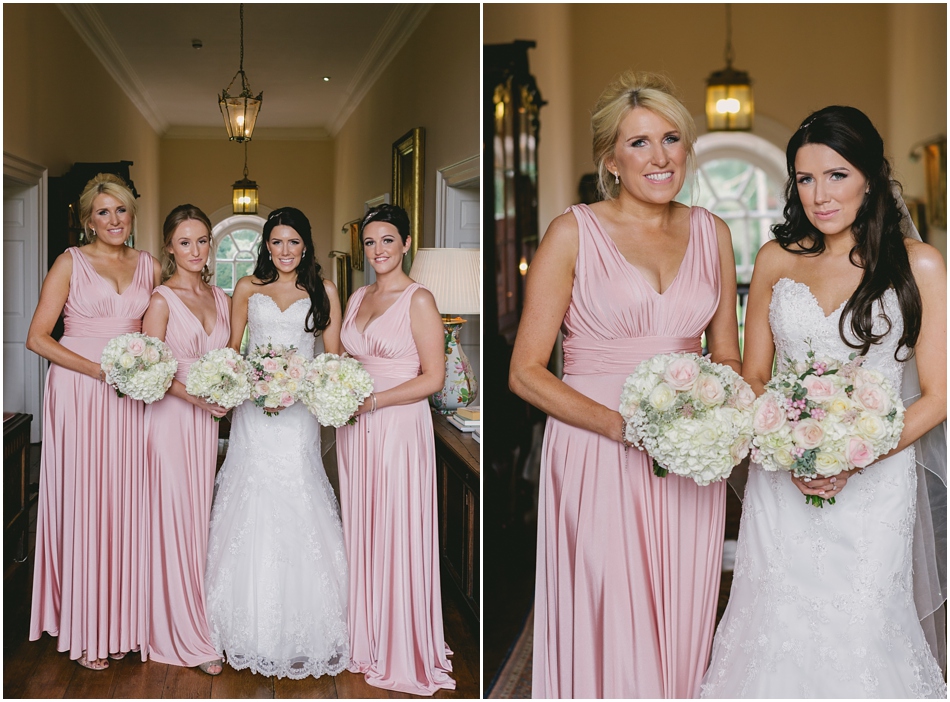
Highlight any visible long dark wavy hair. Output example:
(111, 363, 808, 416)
(253, 207, 331, 335)
(772, 105, 921, 359)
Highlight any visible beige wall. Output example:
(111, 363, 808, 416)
(4, 4, 162, 253)
(158, 138, 336, 272)
(484, 3, 946, 252)
(332, 3, 481, 286)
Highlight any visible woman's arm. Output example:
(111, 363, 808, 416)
(704, 215, 742, 374)
(891, 240, 947, 451)
(509, 212, 626, 442)
(740, 240, 784, 395)
(26, 252, 102, 380)
(142, 291, 226, 417)
(228, 277, 253, 353)
(321, 279, 343, 355)
(353, 287, 445, 413)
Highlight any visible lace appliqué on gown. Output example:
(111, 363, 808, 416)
(701, 278, 946, 699)
(206, 294, 350, 679)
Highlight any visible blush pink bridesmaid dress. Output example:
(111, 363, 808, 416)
(143, 285, 230, 666)
(532, 205, 727, 699)
(30, 247, 154, 661)
(336, 283, 455, 696)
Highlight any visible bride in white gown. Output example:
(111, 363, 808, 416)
(206, 207, 349, 679)
(702, 107, 946, 699)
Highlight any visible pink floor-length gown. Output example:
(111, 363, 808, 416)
(144, 285, 230, 666)
(336, 283, 455, 696)
(532, 204, 727, 699)
(30, 247, 154, 661)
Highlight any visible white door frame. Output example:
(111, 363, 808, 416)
(4, 152, 49, 441)
(435, 155, 480, 247)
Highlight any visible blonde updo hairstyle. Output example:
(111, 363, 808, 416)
(591, 71, 697, 201)
(78, 173, 138, 244)
(160, 204, 214, 283)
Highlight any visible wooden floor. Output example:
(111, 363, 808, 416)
(3, 443, 480, 699)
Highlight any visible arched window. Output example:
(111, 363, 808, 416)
(211, 214, 266, 295)
(677, 132, 787, 284)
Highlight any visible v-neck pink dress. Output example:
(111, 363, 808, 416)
(144, 285, 230, 666)
(336, 283, 455, 696)
(532, 204, 727, 699)
(30, 246, 155, 661)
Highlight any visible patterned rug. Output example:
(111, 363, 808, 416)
(487, 607, 533, 699)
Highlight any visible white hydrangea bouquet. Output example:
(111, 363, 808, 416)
(246, 343, 305, 417)
(100, 332, 178, 403)
(750, 348, 904, 507)
(185, 347, 252, 421)
(299, 353, 374, 428)
(620, 353, 755, 485)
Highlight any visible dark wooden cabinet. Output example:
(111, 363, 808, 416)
(4, 413, 33, 574)
(432, 412, 479, 623)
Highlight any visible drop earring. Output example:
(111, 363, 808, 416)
(615, 172, 620, 184)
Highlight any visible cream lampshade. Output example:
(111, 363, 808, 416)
(408, 248, 480, 413)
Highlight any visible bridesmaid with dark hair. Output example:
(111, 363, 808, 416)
(27, 173, 161, 670)
(142, 204, 230, 675)
(337, 204, 455, 695)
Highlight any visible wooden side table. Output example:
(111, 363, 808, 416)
(4, 412, 33, 572)
(432, 412, 480, 623)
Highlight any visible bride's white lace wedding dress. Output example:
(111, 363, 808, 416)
(205, 293, 349, 679)
(701, 278, 946, 699)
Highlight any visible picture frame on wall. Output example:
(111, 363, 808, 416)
(392, 127, 425, 273)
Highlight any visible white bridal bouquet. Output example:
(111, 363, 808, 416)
(100, 332, 178, 403)
(246, 343, 305, 417)
(750, 348, 904, 507)
(620, 353, 755, 485)
(299, 353, 374, 428)
(185, 347, 252, 420)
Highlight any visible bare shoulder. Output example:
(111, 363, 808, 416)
(905, 238, 947, 281)
(410, 285, 438, 312)
(50, 250, 75, 277)
(147, 289, 169, 311)
(322, 278, 338, 296)
(232, 275, 258, 296)
(534, 210, 580, 268)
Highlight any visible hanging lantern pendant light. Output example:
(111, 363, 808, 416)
(232, 141, 259, 214)
(219, 3, 263, 142)
(705, 4, 754, 132)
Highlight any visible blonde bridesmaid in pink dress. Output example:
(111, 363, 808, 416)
(27, 174, 162, 670)
(336, 204, 455, 696)
(142, 205, 230, 675)
(509, 72, 742, 698)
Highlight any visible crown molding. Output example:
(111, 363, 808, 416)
(163, 126, 331, 142)
(329, 4, 432, 137)
(57, 4, 168, 135)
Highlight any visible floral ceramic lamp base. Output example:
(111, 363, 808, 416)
(431, 319, 477, 414)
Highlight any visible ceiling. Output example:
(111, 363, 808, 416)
(61, 4, 431, 139)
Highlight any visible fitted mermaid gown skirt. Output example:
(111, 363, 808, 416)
(144, 285, 230, 666)
(337, 283, 455, 696)
(205, 293, 349, 679)
(700, 278, 947, 699)
(532, 205, 727, 699)
(30, 247, 154, 661)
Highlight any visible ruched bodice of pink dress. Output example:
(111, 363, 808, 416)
(336, 283, 455, 696)
(31, 247, 155, 661)
(533, 204, 727, 698)
(144, 285, 230, 666)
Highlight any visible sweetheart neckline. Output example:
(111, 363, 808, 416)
(250, 292, 309, 314)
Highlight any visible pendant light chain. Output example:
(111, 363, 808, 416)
(239, 4, 245, 74)
(724, 4, 734, 68)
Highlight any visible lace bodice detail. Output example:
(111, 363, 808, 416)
(247, 293, 316, 360)
(770, 277, 904, 390)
